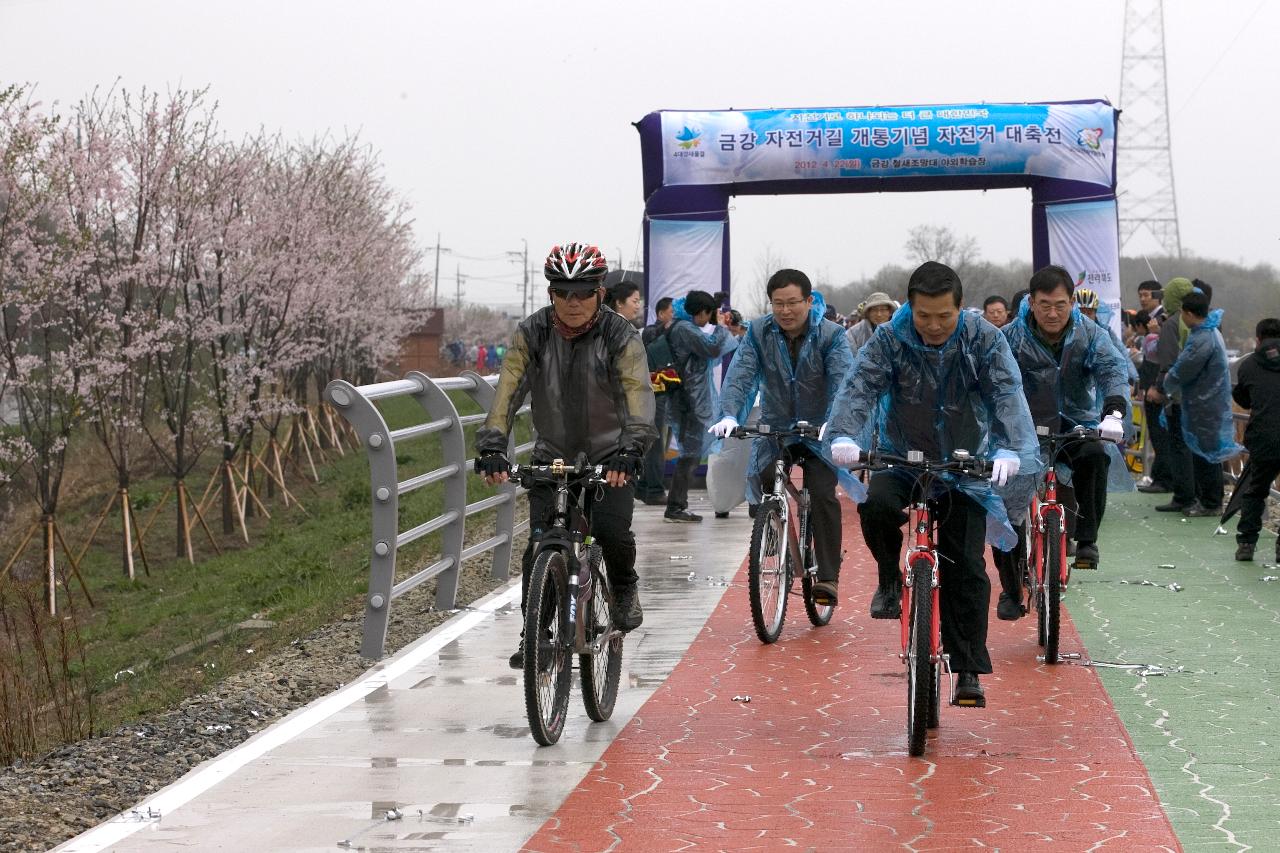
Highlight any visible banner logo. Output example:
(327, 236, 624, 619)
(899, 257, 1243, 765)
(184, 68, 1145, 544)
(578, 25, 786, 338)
(675, 125, 702, 149)
(1077, 127, 1103, 151)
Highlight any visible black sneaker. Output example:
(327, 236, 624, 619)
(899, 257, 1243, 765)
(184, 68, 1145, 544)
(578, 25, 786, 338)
(714, 511, 730, 519)
(997, 592, 1024, 621)
(508, 643, 523, 670)
(1185, 503, 1221, 518)
(1074, 542, 1099, 569)
(1137, 483, 1172, 494)
(612, 584, 644, 632)
(1155, 501, 1190, 512)
(664, 509, 702, 523)
(952, 671, 986, 707)
(869, 584, 901, 619)
(1235, 542, 1256, 561)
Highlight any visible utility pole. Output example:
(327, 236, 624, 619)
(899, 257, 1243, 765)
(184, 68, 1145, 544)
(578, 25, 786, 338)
(1117, 0, 1182, 256)
(506, 238, 529, 317)
(431, 233, 451, 308)
(455, 264, 465, 310)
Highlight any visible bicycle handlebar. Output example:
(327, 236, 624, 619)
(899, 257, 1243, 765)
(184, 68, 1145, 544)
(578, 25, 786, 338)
(729, 421, 822, 440)
(508, 461, 605, 484)
(1035, 425, 1117, 446)
(853, 450, 993, 479)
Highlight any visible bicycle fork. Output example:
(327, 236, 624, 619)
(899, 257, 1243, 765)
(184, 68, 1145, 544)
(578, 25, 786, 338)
(901, 508, 951, 690)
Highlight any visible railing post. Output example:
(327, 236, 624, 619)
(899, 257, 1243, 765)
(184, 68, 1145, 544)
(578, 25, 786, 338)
(405, 371, 467, 611)
(325, 378, 407, 660)
(461, 370, 518, 580)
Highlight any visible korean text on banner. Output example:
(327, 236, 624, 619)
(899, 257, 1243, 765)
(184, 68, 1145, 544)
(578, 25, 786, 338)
(660, 102, 1115, 189)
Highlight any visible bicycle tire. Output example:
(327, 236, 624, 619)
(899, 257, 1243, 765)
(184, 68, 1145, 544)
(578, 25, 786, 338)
(579, 545, 622, 722)
(1044, 514, 1063, 665)
(1033, 525, 1047, 649)
(927, 662, 941, 729)
(748, 502, 790, 644)
(906, 558, 933, 757)
(523, 550, 572, 746)
(801, 524, 834, 627)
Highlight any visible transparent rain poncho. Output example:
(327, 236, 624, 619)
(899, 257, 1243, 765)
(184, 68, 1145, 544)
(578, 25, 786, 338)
(1162, 308, 1244, 463)
(827, 305, 1040, 548)
(718, 292, 863, 502)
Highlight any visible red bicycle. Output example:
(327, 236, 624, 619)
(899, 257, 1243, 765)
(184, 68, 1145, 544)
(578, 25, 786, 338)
(1021, 425, 1108, 665)
(854, 449, 991, 757)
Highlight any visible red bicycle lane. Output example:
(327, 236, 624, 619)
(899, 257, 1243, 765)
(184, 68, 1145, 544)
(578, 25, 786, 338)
(524, 501, 1181, 852)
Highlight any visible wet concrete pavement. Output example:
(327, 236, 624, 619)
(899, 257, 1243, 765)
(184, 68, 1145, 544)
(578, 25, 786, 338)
(56, 495, 752, 853)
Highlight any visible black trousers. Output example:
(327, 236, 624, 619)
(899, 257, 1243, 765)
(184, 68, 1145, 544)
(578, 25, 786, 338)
(992, 522, 1028, 601)
(1143, 399, 1175, 487)
(636, 395, 668, 500)
(1058, 438, 1109, 544)
(1236, 455, 1280, 546)
(858, 471, 992, 674)
(1167, 404, 1225, 508)
(521, 479, 639, 609)
(759, 446, 842, 583)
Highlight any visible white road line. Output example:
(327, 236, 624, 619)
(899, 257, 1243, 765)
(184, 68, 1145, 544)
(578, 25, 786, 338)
(56, 581, 523, 853)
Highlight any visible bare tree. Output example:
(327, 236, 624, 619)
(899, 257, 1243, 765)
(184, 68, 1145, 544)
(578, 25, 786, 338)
(904, 224, 980, 279)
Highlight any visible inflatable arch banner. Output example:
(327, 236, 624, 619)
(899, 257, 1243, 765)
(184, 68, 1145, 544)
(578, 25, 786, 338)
(635, 100, 1122, 331)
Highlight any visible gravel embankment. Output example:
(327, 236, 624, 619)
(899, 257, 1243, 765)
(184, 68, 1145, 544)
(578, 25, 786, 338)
(0, 524, 525, 853)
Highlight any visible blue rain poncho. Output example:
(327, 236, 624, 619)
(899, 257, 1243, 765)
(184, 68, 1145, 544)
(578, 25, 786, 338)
(1001, 301, 1134, 500)
(666, 296, 740, 459)
(1161, 309, 1244, 463)
(827, 305, 1041, 548)
(718, 292, 864, 503)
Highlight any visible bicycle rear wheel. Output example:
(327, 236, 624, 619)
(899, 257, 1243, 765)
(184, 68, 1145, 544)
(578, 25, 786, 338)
(801, 525, 834, 627)
(1043, 514, 1063, 665)
(906, 559, 933, 757)
(580, 545, 622, 722)
(524, 550, 572, 746)
(748, 501, 790, 643)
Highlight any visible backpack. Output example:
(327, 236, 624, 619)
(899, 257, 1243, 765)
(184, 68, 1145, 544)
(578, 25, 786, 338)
(645, 325, 682, 394)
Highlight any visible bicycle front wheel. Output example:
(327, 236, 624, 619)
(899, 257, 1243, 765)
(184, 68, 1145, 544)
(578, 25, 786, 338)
(1043, 514, 1063, 665)
(906, 559, 933, 757)
(748, 501, 790, 644)
(580, 545, 622, 722)
(524, 550, 572, 746)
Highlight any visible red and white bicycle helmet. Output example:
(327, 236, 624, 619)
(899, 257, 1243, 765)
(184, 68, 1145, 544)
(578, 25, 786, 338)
(544, 242, 609, 286)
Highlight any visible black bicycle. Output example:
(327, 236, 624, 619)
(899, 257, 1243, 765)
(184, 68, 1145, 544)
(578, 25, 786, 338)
(732, 422, 835, 644)
(504, 458, 623, 746)
(851, 449, 991, 757)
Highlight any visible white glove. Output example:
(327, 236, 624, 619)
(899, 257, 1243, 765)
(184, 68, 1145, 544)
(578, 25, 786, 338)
(830, 438, 861, 467)
(1099, 414, 1124, 442)
(991, 454, 1020, 487)
(708, 416, 739, 438)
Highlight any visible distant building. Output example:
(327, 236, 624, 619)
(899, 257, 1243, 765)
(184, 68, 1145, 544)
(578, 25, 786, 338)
(392, 308, 444, 376)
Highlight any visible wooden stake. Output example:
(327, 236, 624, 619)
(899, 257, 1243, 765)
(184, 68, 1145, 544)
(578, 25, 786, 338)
(52, 520, 95, 608)
(231, 458, 272, 520)
(136, 482, 175, 543)
(45, 516, 56, 617)
(186, 490, 223, 556)
(176, 480, 195, 564)
(74, 491, 118, 566)
(1, 520, 39, 579)
(120, 489, 136, 581)
(124, 490, 151, 577)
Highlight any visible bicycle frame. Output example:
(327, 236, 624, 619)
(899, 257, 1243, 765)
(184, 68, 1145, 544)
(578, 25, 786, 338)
(901, 500, 942, 669)
(1030, 465, 1069, 591)
(763, 456, 813, 580)
(515, 461, 607, 656)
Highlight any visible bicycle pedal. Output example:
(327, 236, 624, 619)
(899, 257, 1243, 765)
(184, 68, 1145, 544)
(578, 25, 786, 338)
(951, 695, 986, 708)
(1073, 558, 1098, 571)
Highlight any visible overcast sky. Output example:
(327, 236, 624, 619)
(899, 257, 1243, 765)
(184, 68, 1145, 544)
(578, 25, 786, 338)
(3, 0, 1276, 308)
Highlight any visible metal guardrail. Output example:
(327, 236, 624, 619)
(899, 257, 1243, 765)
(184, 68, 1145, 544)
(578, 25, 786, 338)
(325, 370, 532, 659)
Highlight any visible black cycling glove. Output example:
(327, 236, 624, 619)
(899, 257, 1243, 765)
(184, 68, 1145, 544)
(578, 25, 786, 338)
(475, 452, 510, 477)
(604, 450, 643, 479)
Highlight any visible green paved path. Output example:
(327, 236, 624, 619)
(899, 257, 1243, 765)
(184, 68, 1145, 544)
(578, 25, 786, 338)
(1073, 492, 1280, 851)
